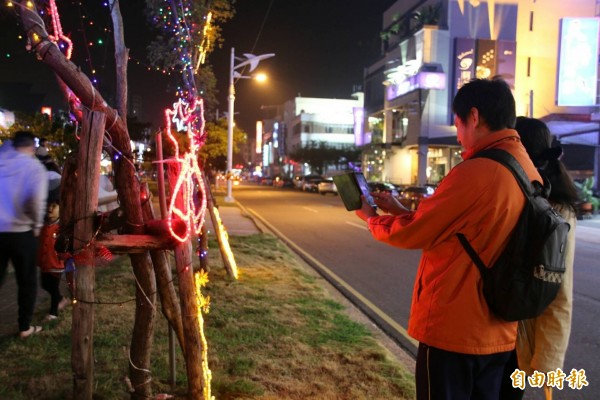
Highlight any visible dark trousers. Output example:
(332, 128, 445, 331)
(41, 272, 62, 316)
(0, 231, 39, 331)
(499, 350, 526, 400)
(416, 343, 512, 400)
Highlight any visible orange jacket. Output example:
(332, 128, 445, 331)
(368, 129, 542, 355)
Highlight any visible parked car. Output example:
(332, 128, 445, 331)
(398, 186, 435, 210)
(295, 174, 323, 190)
(367, 181, 399, 197)
(273, 176, 294, 188)
(259, 176, 274, 185)
(302, 177, 323, 192)
(317, 178, 338, 195)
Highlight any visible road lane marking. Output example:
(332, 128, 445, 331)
(246, 207, 418, 349)
(302, 207, 319, 213)
(346, 221, 368, 230)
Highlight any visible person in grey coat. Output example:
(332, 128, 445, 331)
(0, 131, 48, 338)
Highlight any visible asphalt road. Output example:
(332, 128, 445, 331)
(233, 184, 599, 400)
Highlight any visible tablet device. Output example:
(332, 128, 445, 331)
(332, 172, 377, 211)
(354, 172, 378, 209)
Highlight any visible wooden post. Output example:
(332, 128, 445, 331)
(71, 110, 105, 400)
(139, 183, 185, 350)
(204, 174, 237, 279)
(167, 163, 205, 397)
(198, 225, 210, 272)
(155, 130, 179, 387)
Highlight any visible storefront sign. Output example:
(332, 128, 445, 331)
(453, 38, 476, 94)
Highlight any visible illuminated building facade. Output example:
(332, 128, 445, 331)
(363, 0, 599, 187)
(261, 93, 363, 177)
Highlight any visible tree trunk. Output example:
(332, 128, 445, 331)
(111, 3, 156, 398)
(71, 110, 105, 400)
(110, 0, 129, 120)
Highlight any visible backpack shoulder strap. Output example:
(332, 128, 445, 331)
(471, 148, 534, 198)
(456, 232, 489, 275)
(457, 148, 531, 273)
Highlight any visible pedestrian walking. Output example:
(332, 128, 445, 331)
(35, 137, 49, 157)
(500, 117, 579, 400)
(0, 131, 48, 338)
(37, 158, 69, 322)
(355, 78, 542, 399)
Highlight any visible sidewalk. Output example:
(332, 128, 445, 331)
(204, 202, 262, 236)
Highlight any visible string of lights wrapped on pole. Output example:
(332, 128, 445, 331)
(225, 47, 274, 202)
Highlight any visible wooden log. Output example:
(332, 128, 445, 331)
(154, 133, 179, 388)
(145, 218, 187, 238)
(204, 175, 237, 279)
(139, 184, 185, 351)
(198, 224, 209, 272)
(167, 163, 205, 397)
(96, 234, 176, 253)
(175, 240, 205, 398)
(71, 110, 105, 400)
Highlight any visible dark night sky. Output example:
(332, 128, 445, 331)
(0, 0, 396, 134)
(210, 0, 397, 133)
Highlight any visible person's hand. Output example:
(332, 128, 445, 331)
(371, 191, 410, 215)
(355, 195, 377, 222)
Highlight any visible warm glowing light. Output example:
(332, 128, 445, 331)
(256, 121, 263, 154)
(212, 207, 239, 279)
(164, 97, 208, 243)
(26, 0, 33, 8)
(195, 12, 213, 72)
(7, 1, 13, 7)
(41, 106, 52, 119)
(254, 73, 267, 83)
(194, 271, 213, 400)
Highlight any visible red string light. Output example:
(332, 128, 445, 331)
(164, 97, 207, 243)
(47, 0, 73, 59)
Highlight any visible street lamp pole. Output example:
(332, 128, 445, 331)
(224, 48, 275, 203)
(225, 47, 236, 203)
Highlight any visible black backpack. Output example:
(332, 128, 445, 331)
(456, 148, 570, 322)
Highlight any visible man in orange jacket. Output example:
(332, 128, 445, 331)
(356, 78, 542, 399)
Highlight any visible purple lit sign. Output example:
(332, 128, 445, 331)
(353, 107, 364, 146)
(386, 72, 446, 101)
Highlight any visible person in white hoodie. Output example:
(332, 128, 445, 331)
(0, 131, 48, 338)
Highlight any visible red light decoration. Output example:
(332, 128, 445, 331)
(47, 0, 73, 59)
(164, 97, 207, 243)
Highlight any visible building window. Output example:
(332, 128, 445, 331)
(527, 57, 531, 77)
(303, 124, 310, 133)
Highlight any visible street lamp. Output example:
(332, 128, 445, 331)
(225, 47, 275, 203)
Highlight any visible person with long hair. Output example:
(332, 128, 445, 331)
(502, 116, 579, 399)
